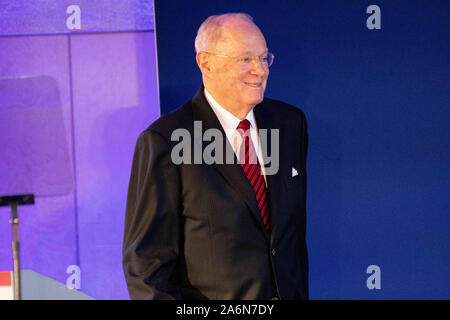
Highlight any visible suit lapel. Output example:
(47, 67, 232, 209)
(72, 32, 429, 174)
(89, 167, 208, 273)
(191, 88, 269, 239)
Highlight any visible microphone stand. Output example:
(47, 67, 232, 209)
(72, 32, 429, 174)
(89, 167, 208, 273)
(0, 194, 34, 300)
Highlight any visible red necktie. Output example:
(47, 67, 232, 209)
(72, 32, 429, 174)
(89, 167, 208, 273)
(237, 120, 270, 233)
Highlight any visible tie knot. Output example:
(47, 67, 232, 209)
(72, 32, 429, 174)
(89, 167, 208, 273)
(237, 119, 251, 133)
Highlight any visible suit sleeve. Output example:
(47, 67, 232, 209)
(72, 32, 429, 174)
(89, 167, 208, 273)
(122, 130, 182, 300)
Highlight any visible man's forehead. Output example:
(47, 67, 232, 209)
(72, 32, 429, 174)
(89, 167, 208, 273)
(221, 18, 263, 38)
(216, 21, 267, 52)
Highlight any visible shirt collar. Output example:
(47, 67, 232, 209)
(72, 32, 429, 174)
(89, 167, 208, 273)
(204, 88, 258, 132)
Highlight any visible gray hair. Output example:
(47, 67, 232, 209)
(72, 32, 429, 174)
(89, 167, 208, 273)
(194, 13, 254, 53)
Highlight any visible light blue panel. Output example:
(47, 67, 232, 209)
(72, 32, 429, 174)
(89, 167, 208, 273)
(19, 270, 94, 300)
(0, 0, 153, 36)
(70, 31, 160, 299)
(0, 35, 77, 286)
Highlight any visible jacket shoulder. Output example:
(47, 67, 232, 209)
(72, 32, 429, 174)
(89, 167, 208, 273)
(260, 97, 307, 121)
(143, 99, 193, 142)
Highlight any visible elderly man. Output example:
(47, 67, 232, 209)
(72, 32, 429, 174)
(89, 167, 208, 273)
(123, 13, 308, 300)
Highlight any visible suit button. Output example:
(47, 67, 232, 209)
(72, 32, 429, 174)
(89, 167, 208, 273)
(271, 249, 276, 256)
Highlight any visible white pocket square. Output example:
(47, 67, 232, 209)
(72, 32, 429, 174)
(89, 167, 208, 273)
(292, 168, 298, 177)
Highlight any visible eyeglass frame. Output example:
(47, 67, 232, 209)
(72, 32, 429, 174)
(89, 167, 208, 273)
(201, 51, 275, 68)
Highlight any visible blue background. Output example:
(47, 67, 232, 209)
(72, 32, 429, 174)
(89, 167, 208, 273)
(155, 0, 450, 299)
(0, 0, 447, 300)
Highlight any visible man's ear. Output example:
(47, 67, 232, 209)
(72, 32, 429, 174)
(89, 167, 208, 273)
(196, 52, 212, 74)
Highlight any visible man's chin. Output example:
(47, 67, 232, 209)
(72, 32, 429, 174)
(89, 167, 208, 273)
(247, 96, 264, 106)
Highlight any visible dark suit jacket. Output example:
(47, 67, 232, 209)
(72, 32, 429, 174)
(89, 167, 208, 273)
(123, 87, 308, 300)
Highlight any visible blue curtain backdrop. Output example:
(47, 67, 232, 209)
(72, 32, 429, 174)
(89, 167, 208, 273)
(155, 0, 450, 299)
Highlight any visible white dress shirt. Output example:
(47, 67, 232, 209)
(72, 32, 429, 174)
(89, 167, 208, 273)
(204, 88, 267, 184)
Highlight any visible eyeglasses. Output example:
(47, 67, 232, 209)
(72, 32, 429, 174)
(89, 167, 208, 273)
(204, 51, 275, 68)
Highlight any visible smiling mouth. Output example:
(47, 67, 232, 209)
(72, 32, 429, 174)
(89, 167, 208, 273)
(244, 82, 262, 88)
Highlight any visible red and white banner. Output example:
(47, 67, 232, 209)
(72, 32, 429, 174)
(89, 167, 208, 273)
(0, 271, 13, 300)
